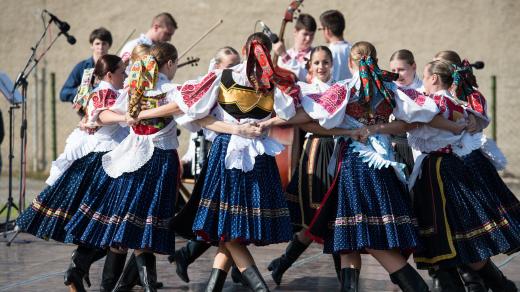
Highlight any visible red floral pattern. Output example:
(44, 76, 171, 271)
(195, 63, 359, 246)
(308, 83, 347, 114)
(180, 72, 217, 108)
(399, 88, 426, 106)
(467, 90, 487, 116)
(91, 89, 117, 109)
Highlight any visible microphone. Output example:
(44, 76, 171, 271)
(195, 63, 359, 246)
(470, 61, 484, 70)
(259, 21, 279, 43)
(43, 10, 76, 45)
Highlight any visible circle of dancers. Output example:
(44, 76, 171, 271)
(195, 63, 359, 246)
(15, 10, 520, 292)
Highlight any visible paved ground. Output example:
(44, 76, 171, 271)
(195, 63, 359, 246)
(1, 175, 520, 291)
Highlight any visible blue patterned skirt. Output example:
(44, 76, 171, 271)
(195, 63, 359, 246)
(308, 140, 420, 254)
(16, 152, 105, 242)
(285, 135, 334, 230)
(192, 134, 292, 246)
(65, 148, 179, 255)
(413, 152, 520, 269)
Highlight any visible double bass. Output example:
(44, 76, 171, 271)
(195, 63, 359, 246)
(270, 0, 304, 188)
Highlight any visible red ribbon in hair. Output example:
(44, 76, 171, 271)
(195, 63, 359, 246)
(246, 40, 301, 104)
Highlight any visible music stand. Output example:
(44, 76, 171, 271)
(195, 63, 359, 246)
(0, 11, 72, 245)
(0, 72, 24, 241)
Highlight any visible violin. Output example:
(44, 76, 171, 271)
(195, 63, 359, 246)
(178, 56, 200, 69)
(270, 0, 304, 188)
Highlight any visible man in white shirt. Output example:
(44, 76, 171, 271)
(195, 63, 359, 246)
(272, 14, 317, 81)
(120, 12, 177, 62)
(319, 10, 352, 82)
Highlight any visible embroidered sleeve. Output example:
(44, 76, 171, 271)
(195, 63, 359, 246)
(464, 90, 489, 130)
(87, 88, 119, 123)
(392, 88, 439, 123)
(172, 70, 222, 131)
(300, 81, 350, 129)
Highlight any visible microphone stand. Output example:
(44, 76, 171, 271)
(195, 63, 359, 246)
(2, 13, 72, 246)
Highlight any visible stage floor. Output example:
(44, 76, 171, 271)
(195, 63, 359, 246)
(1, 177, 520, 291)
(1, 233, 520, 291)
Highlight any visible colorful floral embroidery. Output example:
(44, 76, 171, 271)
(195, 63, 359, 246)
(180, 72, 217, 107)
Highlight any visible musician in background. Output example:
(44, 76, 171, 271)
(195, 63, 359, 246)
(319, 10, 353, 82)
(272, 13, 317, 81)
(119, 12, 177, 63)
(59, 27, 112, 102)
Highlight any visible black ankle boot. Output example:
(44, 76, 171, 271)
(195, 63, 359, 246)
(267, 234, 309, 285)
(205, 268, 228, 292)
(434, 267, 465, 292)
(170, 240, 211, 283)
(333, 254, 342, 282)
(135, 252, 158, 292)
(242, 266, 270, 292)
(63, 246, 106, 292)
(477, 260, 517, 292)
(100, 251, 127, 292)
(230, 264, 247, 286)
(340, 268, 360, 292)
(389, 264, 429, 292)
(458, 265, 487, 292)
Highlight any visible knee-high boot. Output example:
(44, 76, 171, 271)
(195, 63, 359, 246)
(332, 254, 342, 282)
(476, 260, 517, 292)
(458, 265, 487, 292)
(112, 253, 164, 291)
(135, 253, 158, 292)
(100, 251, 127, 292)
(242, 266, 270, 292)
(340, 268, 360, 292)
(205, 268, 228, 292)
(434, 267, 465, 292)
(267, 234, 309, 285)
(169, 240, 211, 283)
(389, 264, 430, 292)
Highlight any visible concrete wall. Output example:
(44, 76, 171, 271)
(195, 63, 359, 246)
(1, 0, 519, 175)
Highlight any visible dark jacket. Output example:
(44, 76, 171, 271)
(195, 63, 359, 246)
(59, 57, 95, 102)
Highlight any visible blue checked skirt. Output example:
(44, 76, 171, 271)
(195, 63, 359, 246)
(192, 134, 292, 246)
(308, 140, 420, 254)
(413, 152, 520, 269)
(65, 148, 179, 255)
(16, 152, 105, 242)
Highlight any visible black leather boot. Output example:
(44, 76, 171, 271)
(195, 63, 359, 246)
(230, 264, 247, 286)
(476, 260, 517, 292)
(389, 264, 430, 292)
(332, 254, 342, 282)
(100, 251, 127, 292)
(205, 268, 228, 292)
(458, 265, 487, 292)
(428, 268, 442, 292)
(434, 267, 465, 292)
(267, 234, 309, 285)
(135, 252, 158, 292)
(169, 240, 211, 283)
(63, 246, 106, 292)
(340, 268, 360, 292)
(242, 266, 270, 292)
(112, 253, 139, 292)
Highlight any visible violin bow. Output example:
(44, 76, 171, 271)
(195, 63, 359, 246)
(179, 19, 224, 59)
(115, 28, 136, 55)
